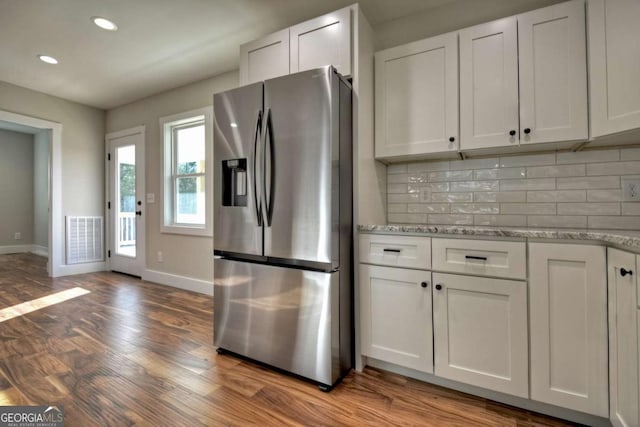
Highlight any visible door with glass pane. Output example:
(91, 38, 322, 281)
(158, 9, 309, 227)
(106, 126, 145, 277)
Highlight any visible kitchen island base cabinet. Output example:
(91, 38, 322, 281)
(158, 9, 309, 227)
(360, 265, 433, 374)
(529, 243, 608, 417)
(607, 248, 639, 427)
(432, 273, 528, 398)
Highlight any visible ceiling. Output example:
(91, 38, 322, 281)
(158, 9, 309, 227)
(0, 0, 456, 110)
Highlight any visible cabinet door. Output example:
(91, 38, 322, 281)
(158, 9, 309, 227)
(589, 0, 640, 137)
(290, 6, 351, 76)
(375, 33, 458, 158)
(360, 265, 433, 373)
(608, 248, 639, 427)
(518, 0, 588, 145)
(459, 17, 519, 150)
(239, 29, 290, 85)
(432, 273, 528, 398)
(529, 243, 608, 417)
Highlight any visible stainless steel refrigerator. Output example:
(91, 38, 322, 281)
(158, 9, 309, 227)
(213, 66, 352, 390)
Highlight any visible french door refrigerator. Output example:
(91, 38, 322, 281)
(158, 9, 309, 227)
(213, 66, 353, 390)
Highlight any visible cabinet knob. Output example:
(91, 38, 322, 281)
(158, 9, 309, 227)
(523, 128, 531, 134)
(435, 284, 443, 291)
(509, 130, 516, 136)
(421, 281, 429, 288)
(449, 136, 455, 142)
(620, 268, 634, 277)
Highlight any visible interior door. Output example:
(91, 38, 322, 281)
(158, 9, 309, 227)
(107, 126, 145, 277)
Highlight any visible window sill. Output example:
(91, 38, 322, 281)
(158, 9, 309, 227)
(160, 224, 212, 237)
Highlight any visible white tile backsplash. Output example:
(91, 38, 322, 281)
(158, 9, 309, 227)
(389, 147, 640, 230)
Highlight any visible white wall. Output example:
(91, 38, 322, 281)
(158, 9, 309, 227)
(0, 129, 34, 247)
(0, 80, 106, 264)
(106, 71, 238, 282)
(33, 131, 49, 249)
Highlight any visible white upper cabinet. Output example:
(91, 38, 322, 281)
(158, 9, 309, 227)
(459, 17, 519, 150)
(375, 33, 459, 159)
(518, 0, 588, 145)
(607, 248, 639, 427)
(290, 6, 352, 76)
(460, 0, 588, 151)
(588, 0, 640, 137)
(240, 29, 290, 86)
(529, 243, 608, 417)
(239, 6, 352, 86)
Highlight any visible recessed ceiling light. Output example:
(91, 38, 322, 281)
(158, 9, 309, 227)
(92, 16, 118, 31)
(38, 55, 58, 64)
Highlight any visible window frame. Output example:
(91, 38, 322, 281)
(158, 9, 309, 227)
(160, 107, 213, 236)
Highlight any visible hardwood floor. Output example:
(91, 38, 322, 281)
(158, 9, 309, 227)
(0, 253, 578, 426)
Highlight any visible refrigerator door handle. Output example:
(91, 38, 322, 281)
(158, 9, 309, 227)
(262, 108, 274, 226)
(253, 110, 263, 226)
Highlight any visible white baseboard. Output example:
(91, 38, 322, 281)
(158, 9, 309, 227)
(0, 244, 32, 255)
(56, 261, 107, 276)
(30, 245, 49, 257)
(143, 269, 213, 295)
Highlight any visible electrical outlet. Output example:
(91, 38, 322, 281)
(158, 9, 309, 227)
(622, 178, 640, 202)
(419, 187, 431, 203)
(146, 193, 155, 204)
(157, 251, 163, 263)
(14, 232, 21, 240)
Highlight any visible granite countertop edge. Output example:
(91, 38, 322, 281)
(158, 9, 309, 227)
(358, 224, 640, 251)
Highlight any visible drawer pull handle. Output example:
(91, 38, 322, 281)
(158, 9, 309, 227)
(620, 268, 633, 277)
(465, 255, 487, 261)
(383, 248, 401, 253)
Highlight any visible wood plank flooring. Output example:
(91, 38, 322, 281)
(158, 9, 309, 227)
(0, 253, 579, 426)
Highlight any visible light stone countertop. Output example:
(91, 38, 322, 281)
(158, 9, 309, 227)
(358, 224, 640, 252)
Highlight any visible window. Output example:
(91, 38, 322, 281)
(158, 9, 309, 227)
(160, 107, 213, 236)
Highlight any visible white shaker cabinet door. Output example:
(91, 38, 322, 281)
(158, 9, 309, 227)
(239, 29, 290, 85)
(589, 0, 640, 137)
(459, 17, 519, 150)
(360, 265, 433, 373)
(375, 33, 459, 159)
(518, 0, 588, 145)
(290, 6, 351, 76)
(432, 273, 528, 398)
(608, 248, 639, 427)
(529, 243, 608, 417)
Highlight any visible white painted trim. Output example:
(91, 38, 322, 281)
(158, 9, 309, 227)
(0, 245, 32, 255)
(57, 261, 107, 276)
(30, 245, 49, 257)
(0, 110, 61, 277)
(143, 269, 213, 296)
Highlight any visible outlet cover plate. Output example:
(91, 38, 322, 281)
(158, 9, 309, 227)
(622, 178, 640, 202)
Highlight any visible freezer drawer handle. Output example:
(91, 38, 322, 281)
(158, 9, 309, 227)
(465, 255, 487, 261)
(253, 110, 263, 226)
(383, 248, 401, 253)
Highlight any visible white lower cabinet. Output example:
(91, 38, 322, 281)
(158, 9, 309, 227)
(432, 272, 528, 398)
(608, 248, 639, 427)
(360, 264, 433, 373)
(529, 243, 608, 417)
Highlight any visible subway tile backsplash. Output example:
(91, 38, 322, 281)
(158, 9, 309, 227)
(386, 147, 640, 230)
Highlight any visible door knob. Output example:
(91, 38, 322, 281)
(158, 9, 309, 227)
(620, 268, 633, 277)
(135, 210, 142, 216)
(523, 128, 531, 134)
(449, 136, 455, 142)
(435, 284, 443, 291)
(509, 130, 516, 136)
(421, 281, 429, 288)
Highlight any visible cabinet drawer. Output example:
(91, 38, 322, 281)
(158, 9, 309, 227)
(360, 234, 431, 269)
(432, 238, 526, 279)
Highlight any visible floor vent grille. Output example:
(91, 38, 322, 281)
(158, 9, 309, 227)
(66, 216, 104, 264)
